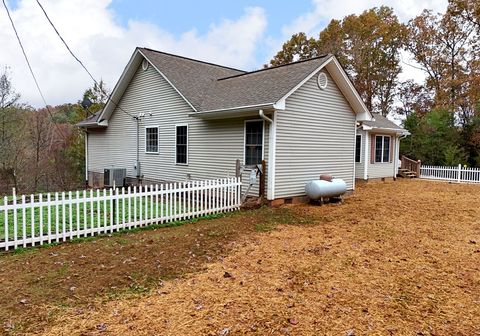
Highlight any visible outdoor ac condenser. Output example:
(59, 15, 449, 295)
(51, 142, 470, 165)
(104, 168, 127, 187)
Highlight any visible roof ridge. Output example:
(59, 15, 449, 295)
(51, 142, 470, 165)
(217, 54, 332, 81)
(139, 47, 246, 73)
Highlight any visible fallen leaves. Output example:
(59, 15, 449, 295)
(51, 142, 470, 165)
(7, 180, 480, 335)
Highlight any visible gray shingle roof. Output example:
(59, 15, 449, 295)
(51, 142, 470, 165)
(139, 48, 245, 110)
(140, 48, 332, 112)
(76, 110, 102, 127)
(363, 113, 403, 130)
(199, 55, 331, 111)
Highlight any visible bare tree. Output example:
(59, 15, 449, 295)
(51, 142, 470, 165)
(0, 67, 24, 193)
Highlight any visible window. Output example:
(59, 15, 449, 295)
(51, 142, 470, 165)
(375, 135, 391, 163)
(145, 127, 159, 153)
(355, 135, 362, 163)
(176, 125, 188, 164)
(245, 120, 263, 166)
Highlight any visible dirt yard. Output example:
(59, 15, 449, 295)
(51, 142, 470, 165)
(2, 179, 480, 335)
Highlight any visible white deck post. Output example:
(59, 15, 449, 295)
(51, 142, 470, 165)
(364, 131, 369, 180)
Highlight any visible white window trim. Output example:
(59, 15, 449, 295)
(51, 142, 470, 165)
(355, 133, 362, 164)
(374, 135, 391, 164)
(145, 126, 160, 154)
(243, 119, 265, 167)
(175, 124, 189, 165)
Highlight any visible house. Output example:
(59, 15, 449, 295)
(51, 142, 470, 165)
(355, 113, 409, 181)
(78, 47, 408, 205)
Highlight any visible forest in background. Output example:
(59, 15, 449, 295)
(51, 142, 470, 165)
(0, 70, 105, 195)
(1, 0, 479, 195)
(269, 0, 480, 167)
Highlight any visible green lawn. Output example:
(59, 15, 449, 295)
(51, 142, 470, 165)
(0, 195, 198, 242)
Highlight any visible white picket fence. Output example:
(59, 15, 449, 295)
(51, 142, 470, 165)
(420, 164, 480, 183)
(0, 178, 242, 251)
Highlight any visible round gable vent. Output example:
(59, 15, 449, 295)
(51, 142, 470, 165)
(317, 72, 328, 90)
(142, 59, 149, 71)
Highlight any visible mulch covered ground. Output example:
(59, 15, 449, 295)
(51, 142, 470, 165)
(3, 179, 480, 335)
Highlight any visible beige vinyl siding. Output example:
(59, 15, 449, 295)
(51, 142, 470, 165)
(87, 60, 268, 194)
(274, 70, 356, 198)
(355, 129, 366, 179)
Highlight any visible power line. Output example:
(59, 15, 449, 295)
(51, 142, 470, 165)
(400, 52, 425, 72)
(2, 0, 67, 140)
(36, 0, 97, 84)
(35, 0, 135, 119)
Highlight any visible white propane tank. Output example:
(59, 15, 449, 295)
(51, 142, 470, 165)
(305, 178, 347, 200)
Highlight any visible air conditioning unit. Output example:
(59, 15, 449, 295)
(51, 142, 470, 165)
(104, 168, 126, 187)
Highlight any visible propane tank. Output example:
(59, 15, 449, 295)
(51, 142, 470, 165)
(305, 179, 347, 200)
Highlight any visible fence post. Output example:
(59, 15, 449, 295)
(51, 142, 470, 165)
(235, 159, 241, 178)
(259, 160, 266, 199)
(458, 164, 462, 182)
(4, 196, 8, 251)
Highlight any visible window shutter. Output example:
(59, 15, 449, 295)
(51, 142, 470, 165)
(370, 134, 376, 164)
(389, 136, 394, 163)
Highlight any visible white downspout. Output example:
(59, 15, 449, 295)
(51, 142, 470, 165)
(259, 109, 276, 201)
(364, 130, 369, 180)
(259, 109, 273, 123)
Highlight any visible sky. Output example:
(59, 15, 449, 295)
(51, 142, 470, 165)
(1, 0, 448, 108)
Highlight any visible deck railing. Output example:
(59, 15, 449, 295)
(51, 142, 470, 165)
(401, 156, 421, 177)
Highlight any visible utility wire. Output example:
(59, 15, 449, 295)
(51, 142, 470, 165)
(36, 0, 96, 84)
(2, 0, 67, 140)
(35, 0, 135, 119)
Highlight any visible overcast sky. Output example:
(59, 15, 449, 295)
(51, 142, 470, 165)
(1, 0, 448, 108)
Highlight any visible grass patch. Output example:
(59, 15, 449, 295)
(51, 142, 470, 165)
(0, 195, 199, 241)
(253, 206, 315, 232)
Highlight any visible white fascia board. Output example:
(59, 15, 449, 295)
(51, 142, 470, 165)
(274, 56, 334, 109)
(99, 49, 197, 124)
(361, 125, 373, 131)
(326, 58, 373, 121)
(99, 49, 143, 122)
(189, 103, 274, 118)
(137, 49, 197, 112)
(272, 100, 285, 110)
(77, 120, 108, 129)
(274, 55, 373, 121)
(366, 126, 408, 134)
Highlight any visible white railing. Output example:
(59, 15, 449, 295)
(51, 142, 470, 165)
(420, 164, 480, 183)
(0, 178, 242, 251)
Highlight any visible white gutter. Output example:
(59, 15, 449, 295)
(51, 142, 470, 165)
(361, 124, 409, 134)
(189, 103, 275, 117)
(259, 109, 276, 201)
